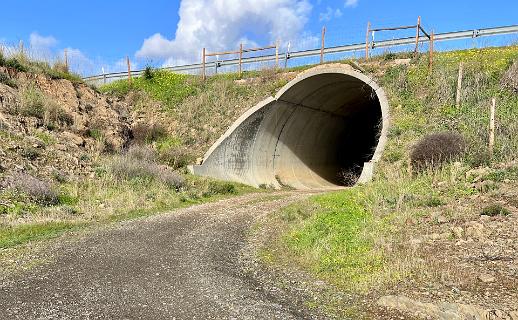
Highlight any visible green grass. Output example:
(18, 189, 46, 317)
(0, 221, 83, 249)
(0, 51, 82, 83)
(284, 190, 382, 284)
(100, 70, 199, 108)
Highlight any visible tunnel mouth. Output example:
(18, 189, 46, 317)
(191, 64, 390, 190)
(271, 69, 386, 189)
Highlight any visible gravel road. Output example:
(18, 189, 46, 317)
(0, 191, 322, 320)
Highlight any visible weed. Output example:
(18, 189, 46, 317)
(481, 204, 511, 216)
(5, 172, 59, 205)
(0, 72, 17, 88)
(143, 66, 154, 80)
(21, 146, 41, 160)
(18, 86, 46, 118)
(132, 123, 167, 144)
(109, 152, 185, 190)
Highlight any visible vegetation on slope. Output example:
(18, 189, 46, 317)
(0, 60, 258, 250)
(259, 46, 518, 308)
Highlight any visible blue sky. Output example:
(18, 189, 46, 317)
(1, 0, 517, 75)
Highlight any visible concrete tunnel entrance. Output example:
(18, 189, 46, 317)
(189, 64, 390, 190)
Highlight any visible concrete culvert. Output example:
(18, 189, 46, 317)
(190, 64, 390, 190)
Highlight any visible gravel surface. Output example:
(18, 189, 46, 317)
(0, 191, 322, 320)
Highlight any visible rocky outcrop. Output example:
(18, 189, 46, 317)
(0, 67, 131, 180)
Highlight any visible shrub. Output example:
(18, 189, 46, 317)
(21, 146, 41, 160)
(109, 152, 185, 190)
(132, 123, 167, 144)
(5, 172, 59, 205)
(410, 132, 466, 171)
(0, 72, 17, 88)
(44, 101, 74, 127)
(126, 145, 156, 161)
(481, 204, 511, 216)
(18, 86, 46, 118)
(143, 66, 154, 80)
(501, 59, 518, 92)
(158, 147, 195, 169)
(206, 181, 237, 196)
(4, 58, 28, 72)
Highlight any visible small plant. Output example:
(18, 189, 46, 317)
(44, 101, 74, 127)
(206, 181, 237, 196)
(0, 72, 17, 88)
(4, 58, 28, 72)
(158, 147, 195, 169)
(501, 59, 518, 92)
(411, 132, 466, 171)
(132, 123, 167, 144)
(18, 86, 46, 119)
(126, 145, 156, 161)
(5, 172, 59, 205)
(21, 146, 41, 160)
(481, 204, 511, 216)
(143, 66, 154, 80)
(87, 128, 103, 140)
(109, 152, 185, 190)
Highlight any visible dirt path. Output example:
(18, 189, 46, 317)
(0, 191, 323, 320)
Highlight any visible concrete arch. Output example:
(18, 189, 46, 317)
(189, 64, 390, 190)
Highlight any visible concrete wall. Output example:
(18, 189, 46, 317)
(190, 64, 390, 190)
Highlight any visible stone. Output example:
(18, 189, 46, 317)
(478, 274, 495, 283)
(451, 226, 464, 239)
(465, 222, 485, 240)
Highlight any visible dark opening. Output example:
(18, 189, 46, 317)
(273, 73, 383, 188)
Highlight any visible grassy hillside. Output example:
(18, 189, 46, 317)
(257, 46, 518, 316)
(0, 52, 258, 252)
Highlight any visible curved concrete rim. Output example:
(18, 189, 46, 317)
(192, 63, 391, 188)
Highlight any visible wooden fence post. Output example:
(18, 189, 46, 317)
(126, 56, 132, 82)
(414, 16, 421, 55)
(64, 49, 69, 71)
(275, 40, 279, 68)
(428, 30, 434, 72)
(489, 98, 496, 158)
(239, 43, 243, 78)
(202, 48, 206, 81)
(19, 40, 24, 55)
(455, 62, 464, 107)
(365, 21, 371, 60)
(320, 26, 326, 64)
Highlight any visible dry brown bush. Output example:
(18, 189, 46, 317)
(4, 172, 58, 205)
(132, 123, 167, 144)
(410, 132, 466, 171)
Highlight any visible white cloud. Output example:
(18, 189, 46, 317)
(29, 32, 58, 50)
(319, 6, 342, 22)
(136, 0, 312, 64)
(345, 0, 358, 8)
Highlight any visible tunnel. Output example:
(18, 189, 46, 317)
(189, 64, 390, 190)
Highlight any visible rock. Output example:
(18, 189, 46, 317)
(465, 222, 485, 240)
(61, 131, 84, 147)
(437, 215, 448, 224)
(451, 226, 463, 239)
(378, 295, 517, 320)
(393, 58, 411, 66)
(478, 274, 496, 283)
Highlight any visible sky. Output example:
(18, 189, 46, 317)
(0, 0, 517, 76)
